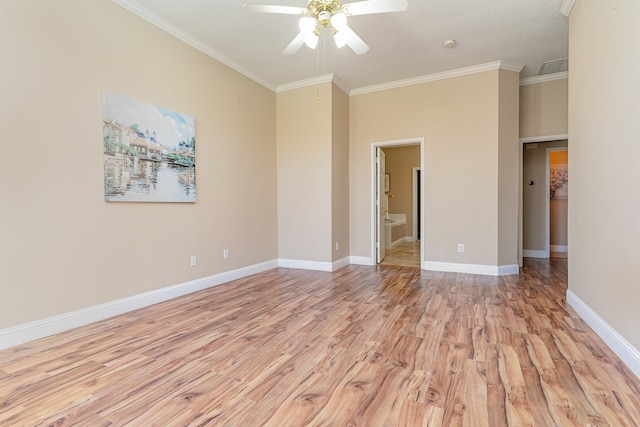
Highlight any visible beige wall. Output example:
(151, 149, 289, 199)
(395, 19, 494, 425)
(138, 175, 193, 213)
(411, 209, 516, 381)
(520, 78, 568, 138)
(0, 0, 575, 338)
(569, 0, 640, 349)
(277, 83, 333, 262)
(277, 82, 350, 265)
(497, 70, 521, 265)
(0, 0, 277, 329)
(522, 141, 568, 252)
(350, 69, 520, 268)
(383, 145, 420, 242)
(331, 84, 350, 261)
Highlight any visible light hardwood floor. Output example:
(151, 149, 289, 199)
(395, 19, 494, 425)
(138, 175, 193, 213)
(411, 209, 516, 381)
(1, 258, 639, 426)
(380, 241, 420, 268)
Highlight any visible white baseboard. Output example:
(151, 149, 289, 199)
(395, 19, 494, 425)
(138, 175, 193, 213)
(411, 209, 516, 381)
(0, 260, 278, 351)
(523, 249, 549, 258)
(423, 261, 519, 276)
(278, 258, 334, 272)
(550, 245, 568, 253)
(350, 256, 374, 266)
(332, 257, 351, 271)
(0, 255, 526, 351)
(391, 236, 412, 248)
(567, 290, 640, 379)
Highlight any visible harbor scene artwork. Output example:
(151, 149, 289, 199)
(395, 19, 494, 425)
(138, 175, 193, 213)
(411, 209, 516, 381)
(102, 91, 196, 202)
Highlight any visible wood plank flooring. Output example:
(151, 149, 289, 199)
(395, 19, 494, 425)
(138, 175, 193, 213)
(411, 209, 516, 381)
(1, 258, 639, 426)
(380, 241, 420, 268)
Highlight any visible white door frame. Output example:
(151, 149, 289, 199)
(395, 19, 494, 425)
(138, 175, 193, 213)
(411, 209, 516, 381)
(518, 134, 568, 266)
(376, 147, 386, 263)
(412, 167, 421, 242)
(370, 137, 425, 267)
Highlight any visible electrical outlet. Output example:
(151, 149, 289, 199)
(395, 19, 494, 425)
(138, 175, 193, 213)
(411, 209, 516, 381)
(335, 242, 339, 251)
(223, 249, 229, 260)
(190, 255, 197, 266)
(458, 244, 464, 253)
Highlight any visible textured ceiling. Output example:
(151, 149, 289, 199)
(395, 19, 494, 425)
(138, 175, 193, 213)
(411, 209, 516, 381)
(113, 0, 569, 91)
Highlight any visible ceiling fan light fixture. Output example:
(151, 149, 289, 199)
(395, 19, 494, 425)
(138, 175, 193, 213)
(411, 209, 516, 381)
(299, 16, 316, 33)
(245, 0, 408, 55)
(330, 12, 348, 29)
(334, 30, 347, 48)
(304, 33, 319, 49)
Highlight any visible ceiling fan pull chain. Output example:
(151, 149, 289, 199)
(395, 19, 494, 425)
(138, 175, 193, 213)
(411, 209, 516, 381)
(316, 33, 321, 101)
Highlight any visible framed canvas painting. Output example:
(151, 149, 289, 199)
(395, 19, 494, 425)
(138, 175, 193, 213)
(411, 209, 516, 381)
(102, 91, 196, 202)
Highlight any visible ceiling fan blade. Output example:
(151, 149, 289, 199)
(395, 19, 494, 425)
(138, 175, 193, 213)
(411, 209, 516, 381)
(343, 0, 408, 16)
(337, 24, 369, 55)
(283, 31, 308, 55)
(242, 3, 307, 15)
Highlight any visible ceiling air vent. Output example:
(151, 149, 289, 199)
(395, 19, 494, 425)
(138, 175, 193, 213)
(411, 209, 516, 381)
(539, 58, 568, 75)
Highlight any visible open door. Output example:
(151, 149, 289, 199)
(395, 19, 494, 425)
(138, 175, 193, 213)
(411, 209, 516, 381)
(376, 147, 386, 263)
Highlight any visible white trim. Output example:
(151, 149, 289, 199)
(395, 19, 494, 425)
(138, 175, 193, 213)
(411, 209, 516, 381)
(111, 0, 275, 91)
(349, 256, 374, 266)
(332, 256, 351, 271)
(331, 75, 350, 96)
(550, 245, 568, 253)
(518, 140, 524, 267)
(412, 167, 421, 242)
(567, 290, 640, 379)
(391, 236, 409, 248)
(497, 265, 520, 276)
(523, 249, 550, 258)
(276, 73, 335, 93)
(351, 61, 523, 96)
(0, 260, 278, 350)
(520, 134, 569, 144)
(520, 72, 568, 86)
(423, 261, 519, 276)
(278, 259, 334, 272)
(559, 0, 576, 17)
(370, 138, 425, 270)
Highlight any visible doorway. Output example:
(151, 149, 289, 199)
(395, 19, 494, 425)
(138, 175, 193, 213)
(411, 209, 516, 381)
(520, 138, 568, 260)
(371, 138, 424, 268)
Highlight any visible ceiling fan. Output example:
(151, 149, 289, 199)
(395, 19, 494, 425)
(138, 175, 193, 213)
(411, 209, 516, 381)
(242, 0, 408, 55)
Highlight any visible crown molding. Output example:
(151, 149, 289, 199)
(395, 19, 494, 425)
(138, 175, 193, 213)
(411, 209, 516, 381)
(559, 0, 576, 17)
(350, 61, 523, 96)
(331, 74, 350, 95)
(111, 0, 549, 96)
(275, 73, 351, 95)
(499, 61, 526, 73)
(276, 74, 335, 93)
(111, 0, 276, 92)
(520, 71, 568, 86)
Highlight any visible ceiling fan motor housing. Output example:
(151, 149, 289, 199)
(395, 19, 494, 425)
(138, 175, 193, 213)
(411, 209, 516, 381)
(308, 0, 344, 28)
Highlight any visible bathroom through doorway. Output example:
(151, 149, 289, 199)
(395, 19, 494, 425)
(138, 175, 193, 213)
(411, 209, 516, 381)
(371, 138, 424, 268)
